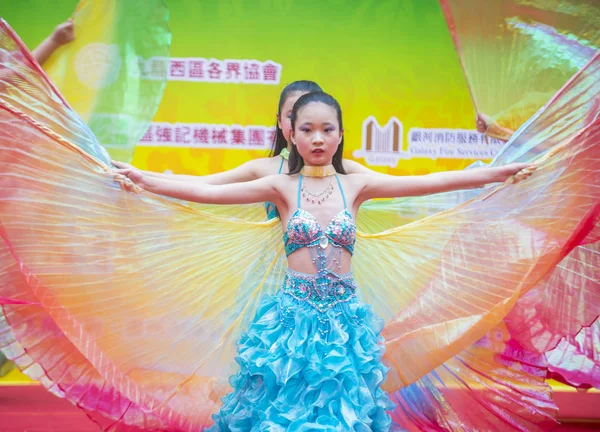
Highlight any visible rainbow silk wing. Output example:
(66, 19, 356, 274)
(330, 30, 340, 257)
(360, 0, 600, 400)
(439, 0, 600, 142)
(43, 0, 171, 163)
(1, 18, 599, 432)
(435, 0, 600, 393)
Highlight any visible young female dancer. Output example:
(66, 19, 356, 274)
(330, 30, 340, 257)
(116, 91, 532, 430)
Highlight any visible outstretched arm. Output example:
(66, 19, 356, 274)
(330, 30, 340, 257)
(32, 19, 75, 66)
(115, 167, 281, 206)
(112, 158, 267, 185)
(358, 163, 533, 202)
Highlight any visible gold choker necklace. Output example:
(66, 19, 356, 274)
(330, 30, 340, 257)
(280, 148, 290, 160)
(300, 164, 336, 177)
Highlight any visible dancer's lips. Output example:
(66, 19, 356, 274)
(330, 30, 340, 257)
(312, 149, 324, 154)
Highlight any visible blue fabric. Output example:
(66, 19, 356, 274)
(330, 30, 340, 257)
(208, 273, 394, 431)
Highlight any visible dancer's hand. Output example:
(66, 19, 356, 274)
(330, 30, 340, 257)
(114, 166, 145, 185)
(495, 163, 536, 184)
(114, 166, 146, 193)
(33, 18, 75, 66)
(51, 19, 75, 46)
(112, 160, 135, 170)
(475, 112, 491, 133)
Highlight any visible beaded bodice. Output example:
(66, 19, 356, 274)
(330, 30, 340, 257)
(284, 208, 355, 256)
(280, 174, 358, 320)
(283, 174, 356, 258)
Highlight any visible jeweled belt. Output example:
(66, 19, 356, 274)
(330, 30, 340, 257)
(282, 268, 356, 313)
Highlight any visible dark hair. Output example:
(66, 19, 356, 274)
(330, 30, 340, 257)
(270, 80, 323, 156)
(288, 91, 346, 175)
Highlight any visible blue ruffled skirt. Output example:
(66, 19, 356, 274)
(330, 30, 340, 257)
(208, 271, 394, 431)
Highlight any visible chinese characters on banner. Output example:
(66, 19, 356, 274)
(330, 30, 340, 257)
(136, 57, 500, 165)
(407, 128, 505, 160)
(133, 57, 281, 150)
(140, 122, 277, 150)
(162, 58, 282, 84)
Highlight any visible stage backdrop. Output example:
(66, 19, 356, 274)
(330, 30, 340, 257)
(2, 0, 502, 180)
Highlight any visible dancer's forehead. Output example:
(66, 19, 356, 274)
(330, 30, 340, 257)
(295, 102, 339, 128)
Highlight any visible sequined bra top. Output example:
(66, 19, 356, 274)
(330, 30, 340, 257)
(284, 174, 356, 256)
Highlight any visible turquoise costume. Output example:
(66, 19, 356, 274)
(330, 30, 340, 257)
(209, 175, 393, 431)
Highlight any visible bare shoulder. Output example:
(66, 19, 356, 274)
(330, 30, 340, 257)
(342, 158, 376, 175)
(338, 172, 371, 198)
(277, 173, 297, 193)
(252, 156, 285, 178)
(239, 156, 278, 178)
(268, 173, 296, 212)
(260, 172, 293, 191)
(342, 172, 370, 186)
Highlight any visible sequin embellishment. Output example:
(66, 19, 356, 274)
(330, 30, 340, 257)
(283, 209, 355, 256)
(282, 269, 357, 313)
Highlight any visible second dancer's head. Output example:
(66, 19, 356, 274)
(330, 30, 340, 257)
(271, 80, 323, 156)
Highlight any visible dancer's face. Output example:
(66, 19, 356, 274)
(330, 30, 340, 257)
(277, 91, 306, 144)
(290, 102, 343, 166)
